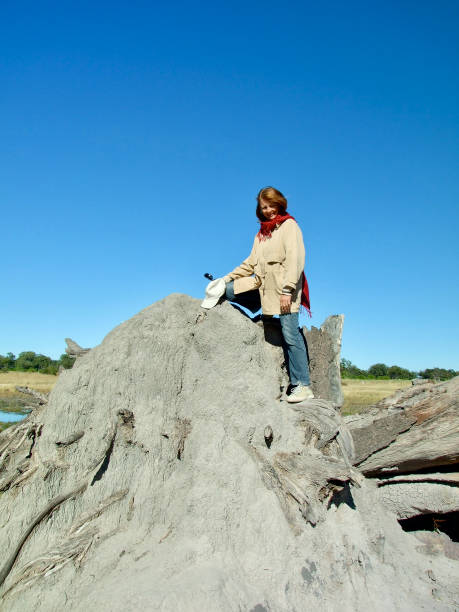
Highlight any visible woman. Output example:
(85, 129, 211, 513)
(223, 186, 313, 403)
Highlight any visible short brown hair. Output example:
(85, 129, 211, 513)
(256, 186, 287, 221)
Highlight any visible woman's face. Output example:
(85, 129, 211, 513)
(260, 199, 279, 220)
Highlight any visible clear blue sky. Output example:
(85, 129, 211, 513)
(2, 0, 458, 371)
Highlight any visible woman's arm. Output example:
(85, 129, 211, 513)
(223, 237, 257, 282)
(281, 220, 306, 292)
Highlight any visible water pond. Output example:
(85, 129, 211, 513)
(0, 398, 30, 424)
(0, 409, 28, 423)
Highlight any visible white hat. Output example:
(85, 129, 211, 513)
(201, 278, 226, 309)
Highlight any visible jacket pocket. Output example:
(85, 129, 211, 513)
(264, 261, 285, 294)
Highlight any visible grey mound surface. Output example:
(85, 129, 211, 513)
(0, 294, 458, 611)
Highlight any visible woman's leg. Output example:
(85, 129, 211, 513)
(225, 280, 261, 313)
(279, 312, 311, 387)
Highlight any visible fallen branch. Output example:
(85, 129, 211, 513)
(15, 387, 48, 405)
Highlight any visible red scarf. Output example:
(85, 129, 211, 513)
(257, 214, 311, 317)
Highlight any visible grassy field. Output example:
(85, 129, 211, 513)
(341, 378, 412, 415)
(0, 371, 57, 397)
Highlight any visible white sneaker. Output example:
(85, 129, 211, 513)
(286, 385, 314, 403)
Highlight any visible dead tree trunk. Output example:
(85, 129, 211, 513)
(346, 376, 459, 475)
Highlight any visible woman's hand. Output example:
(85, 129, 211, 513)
(280, 294, 292, 314)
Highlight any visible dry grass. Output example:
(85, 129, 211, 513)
(0, 371, 57, 397)
(341, 379, 412, 415)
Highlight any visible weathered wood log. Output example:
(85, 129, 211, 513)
(303, 314, 344, 407)
(376, 473, 459, 519)
(346, 376, 459, 475)
(15, 387, 48, 405)
(289, 399, 356, 467)
(377, 472, 459, 486)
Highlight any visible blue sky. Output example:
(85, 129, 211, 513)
(1, 0, 458, 371)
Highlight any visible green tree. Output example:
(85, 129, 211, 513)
(387, 365, 414, 380)
(58, 354, 76, 369)
(419, 368, 457, 381)
(368, 363, 388, 377)
(15, 351, 55, 372)
(0, 352, 16, 371)
(340, 358, 353, 371)
(15, 351, 39, 371)
(340, 358, 368, 378)
(35, 354, 53, 371)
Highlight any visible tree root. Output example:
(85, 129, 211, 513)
(55, 431, 84, 447)
(0, 425, 30, 467)
(0, 423, 119, 591)
(0, 464, 39, 493)
(0, 480, 88, 589)
(1, 488, 128, 600)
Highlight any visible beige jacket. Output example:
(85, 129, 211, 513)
(224, 219, 305, 315)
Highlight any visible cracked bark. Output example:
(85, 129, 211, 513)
(347, 377, 459, 476)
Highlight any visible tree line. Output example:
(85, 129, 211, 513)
(340, 359, 458, 381)
(1, 351, 457, 382)
(0, 352, 75, 375)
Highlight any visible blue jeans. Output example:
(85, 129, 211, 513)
(278, 312, 311, 386)
(225, 279, 261, 313)
(225, 281, 310, 386)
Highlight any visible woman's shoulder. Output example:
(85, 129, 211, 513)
(280, 218, 300, 232)
(280, 218, 304, 243)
